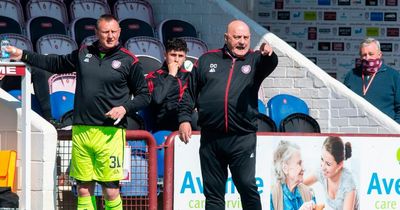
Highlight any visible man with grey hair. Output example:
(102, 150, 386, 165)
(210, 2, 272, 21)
(344, 37, 400, 123)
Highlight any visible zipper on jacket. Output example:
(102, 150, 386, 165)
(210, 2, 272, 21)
(224, 59, 236, 132)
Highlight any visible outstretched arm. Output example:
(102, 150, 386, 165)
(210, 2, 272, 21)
(5, 45, 76, 74)
(303, 174, 318, 186)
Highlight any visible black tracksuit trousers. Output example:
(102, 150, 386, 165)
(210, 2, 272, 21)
(199, 130, 261, 210)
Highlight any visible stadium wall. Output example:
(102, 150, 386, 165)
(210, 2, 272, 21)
(149, 0, 400, 133)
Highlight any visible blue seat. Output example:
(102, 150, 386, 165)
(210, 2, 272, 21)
(8, 89, 43, 116)
(267, 94, 309, 128)
(152, 130, 172, 178)
(258, 99, 266, 115)
(50, 91, 74, 121)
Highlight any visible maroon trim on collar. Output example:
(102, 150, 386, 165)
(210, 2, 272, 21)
(79, 44, 88, 52)
(119, 47, 139, 64)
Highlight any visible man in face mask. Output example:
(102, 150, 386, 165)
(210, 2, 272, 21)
(344, 37, 400, 123)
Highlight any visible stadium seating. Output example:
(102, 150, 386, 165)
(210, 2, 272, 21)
(0, 16, 23, 35)
(26, 16, 67, 51)
(61, 0, 73, 10)
(50, 91, 75, 120)
(2, 33, 33, 50)
(36, 34, 78, 55)
(69, 0, 111, 20)
(137, 56, 162, 75)
(180, 36, 208, 62)
(279, 113, 320, 133)
(18, 0, 30, 10)
(119, 18, 154, 44)
(113, 0, 155, 26)
(157, 19, 197, 44)
(35, 33, 77, 122)
(7, 89, 43, 115)
(124, 36, 163, 74)
(107, 0, 118, 10)
(80, 35, 98, 46)
(48, 73, 77, 122)
(267, 94, 309, 128)
(0, 0, 25, 26)
(48, 73, 77, 94)
(34, 33, 77, 122)
(70, 17, 97, 46)
(124, 36, 164, 62)
(25, 0, 69, 24)
(257, 113, 277, 132)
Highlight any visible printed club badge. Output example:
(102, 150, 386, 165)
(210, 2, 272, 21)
(112, 60, 121, 69)
(241, 65, 251, 74)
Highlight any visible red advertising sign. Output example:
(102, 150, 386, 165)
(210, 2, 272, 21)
(0, 65, 25, 76)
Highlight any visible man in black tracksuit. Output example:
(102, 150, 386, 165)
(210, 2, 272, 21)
(6, 15, 150, 210)
(179, 20, 278, 210)
(145, 38, 191, 131)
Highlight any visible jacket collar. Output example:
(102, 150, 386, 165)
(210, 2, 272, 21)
(89, 41, 121, 57)
(378, 63, 389, 73)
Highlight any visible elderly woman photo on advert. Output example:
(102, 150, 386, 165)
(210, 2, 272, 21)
(270, 141, 325, 210)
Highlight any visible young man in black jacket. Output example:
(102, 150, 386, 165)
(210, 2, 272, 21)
(5, 14, 150, 210)
(179, 20, 278, 210)
(145, 38, 190, 131)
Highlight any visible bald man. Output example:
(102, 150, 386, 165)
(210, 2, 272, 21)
(178, 20, 278, 210)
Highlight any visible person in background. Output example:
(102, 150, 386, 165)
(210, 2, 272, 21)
(145, 38, 191, 132)
(344, 37, 400, 123)
(178, 19, 278, 210)
(4, 14, 150, 210)
(304, 136, 359, 210)
(270, 140, 317, 210)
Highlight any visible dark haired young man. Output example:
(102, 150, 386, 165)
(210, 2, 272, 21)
(145, 38, 191, 131)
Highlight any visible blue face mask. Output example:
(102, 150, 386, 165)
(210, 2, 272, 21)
(361, 58, 382, 75)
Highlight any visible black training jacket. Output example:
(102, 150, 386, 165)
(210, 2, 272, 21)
(21, 41, 150, 128)
(178, 45, 278, 134)
(146, 63, 190, 131)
